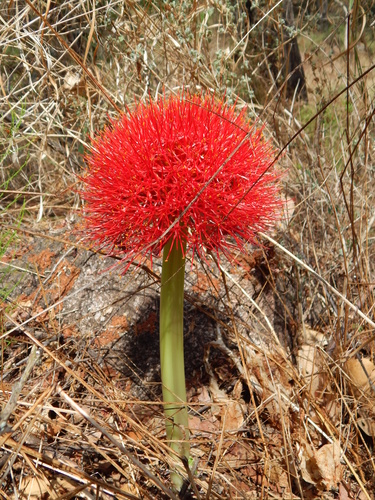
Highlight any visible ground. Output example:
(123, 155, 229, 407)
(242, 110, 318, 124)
(1, 216, 374, 499)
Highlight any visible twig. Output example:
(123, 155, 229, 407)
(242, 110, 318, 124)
(180, 457, 201, 500)
(0, 345, 40, 434)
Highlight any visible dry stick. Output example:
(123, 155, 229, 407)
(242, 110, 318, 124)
(260, 232, 375, 330)
(275, 64, 375, 163)
(83, 0, 96, 67)
(0, 345, 40, 434)
(56, 386, 180, 500)
(321, 5, 366, 66)
(79, 427, 149, 498)
(0, 190, 56, 197)
(0, 386, 55, 483)
(3, 386, 53, 435)
(180, 457, 201, 500)
(0, 260, 45, 277)
(205, 409, 227, 500)
(218, 274, 270, 500)
(276, 387, 301, 497)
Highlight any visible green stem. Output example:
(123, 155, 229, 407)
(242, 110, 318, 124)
(160, 238, 189, 490)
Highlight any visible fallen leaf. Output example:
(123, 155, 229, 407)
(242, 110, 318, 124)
(314, 442, 342, 490)
(269, 463, 291, 490)
(338, 481, 350, 500)
(220, 401, 244, 432)
(298, 325, 328, 346)
(63, 71, 86, 96)
(296, 440, 342, 490)
(296, 344, 325, 399)
(345, 358, 375, 394)
(222, 442, 256, 468)
(20, 475, 79, 499)
(357, 417, 375, 438)
(296, 440, 317, 485)
(189, 414, 218, 437)
(86, 430, 102, 444)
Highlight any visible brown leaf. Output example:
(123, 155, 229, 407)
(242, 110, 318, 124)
(314, 442, 342, 490)
(296, 440, 342, 490)
(339, 482, 351, 500)
(220, 401, 244, 432)
(222, 442, 256, 469)
(357, 417, 375, 438)
(189, 414, 218, 437)
(296, 344, 326, 399)
(345, 358, 375, 394)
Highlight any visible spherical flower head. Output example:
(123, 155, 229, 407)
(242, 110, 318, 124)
(81, 92, 282, 266)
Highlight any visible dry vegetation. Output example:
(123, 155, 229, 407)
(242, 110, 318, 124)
(1, 0, 375, 498)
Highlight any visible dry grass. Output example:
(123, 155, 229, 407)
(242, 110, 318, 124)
(1, 0, 375, 498)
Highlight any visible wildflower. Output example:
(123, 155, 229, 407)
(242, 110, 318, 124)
(81, 93, 280, 267)
(81, 92, 281, 491)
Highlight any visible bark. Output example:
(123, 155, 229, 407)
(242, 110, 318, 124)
(283, 0, 308, 101)
(319, 0, 329, 29)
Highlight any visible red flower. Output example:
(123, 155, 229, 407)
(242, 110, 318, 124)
(81, 92, 281, 265)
